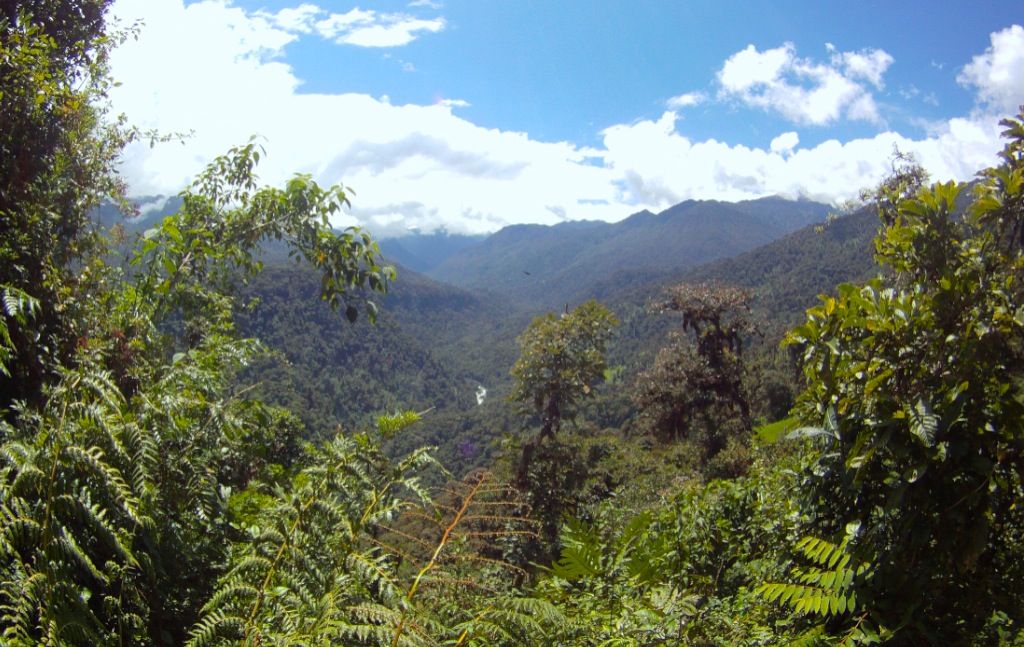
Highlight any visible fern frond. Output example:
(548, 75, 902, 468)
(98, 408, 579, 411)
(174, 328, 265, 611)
(758, 535, 876, 643)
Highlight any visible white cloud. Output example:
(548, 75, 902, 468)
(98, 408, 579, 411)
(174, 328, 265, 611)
(437, 98, 470, 109)
(334, 16, 445, 47)
(834, 48, 893, 88)
(958, 24, 1024, 115)
(717, 42, 891, 125)
(255, 3, 445, 47)
(770, 132, 799, 155)
(667, 91, 707, 108)
(108, 0, 618, 235)
(311, 8, 374, 37)
(718, 43, 792, 92)
(256, 4, 320, 33)
(106, 1, 1012, 235)
(597, 110, 1001, 208)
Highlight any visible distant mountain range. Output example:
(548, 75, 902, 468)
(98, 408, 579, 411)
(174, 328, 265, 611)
(97, 190, 881, 473)
(413, 196, 832, 309)
(117, 194, 833, 312)
(379, 230, 486, 273)
(233, 198, 877, 473)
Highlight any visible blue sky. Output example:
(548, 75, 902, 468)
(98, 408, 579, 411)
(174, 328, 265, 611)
(108, 0, 1024, 235)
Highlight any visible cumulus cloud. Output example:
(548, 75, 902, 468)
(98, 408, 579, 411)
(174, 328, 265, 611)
(830, 46, 893, 88)
(958, 24, 1024, 114)
(770, 132, 799, 156)
(597, 111, 1001, 208)
(717, 42, 892, 125)
(106, 0, 1015, 235)
(255, 3, 445, 47)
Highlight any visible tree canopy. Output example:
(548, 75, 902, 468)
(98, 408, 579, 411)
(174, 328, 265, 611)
(771, 117, 1024, 643)
(4, 2, 1024, 644)
(508, 300, 619, 439)
(633, 282, 758, 457)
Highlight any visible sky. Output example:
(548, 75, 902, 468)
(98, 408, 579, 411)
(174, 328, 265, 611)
(107, 0, 1024, 236)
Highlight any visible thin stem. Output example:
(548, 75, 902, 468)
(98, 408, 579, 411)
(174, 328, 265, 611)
(391, 473, 487, 647)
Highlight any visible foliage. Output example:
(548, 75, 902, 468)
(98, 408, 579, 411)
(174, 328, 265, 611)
(632, 282, 758, 464)
(0, 6, 399, 640)
(8, 2, 1024, 644)
(780, 112, 1024, 643)
(509, 300, 618, 439)
(132, 138, 393, 342)
(534, 442, 804, 646)
(0, 0, 134, 411)
(759, 535, 883, 645)
(186, 418, 436, 646)
(189, 420, 559, 647)
(0, 286, 38, 379)
(0, 363, 148, 645)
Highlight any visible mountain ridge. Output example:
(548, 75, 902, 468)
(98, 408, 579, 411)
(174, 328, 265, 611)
(425, 195, 831, 309)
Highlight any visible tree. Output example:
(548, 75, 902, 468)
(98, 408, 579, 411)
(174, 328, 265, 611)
(508, 300, 618, 440)
(0, 0, 132, 412)
(505, 301, 617, 552)
(0, 4, 399, 642)
(632, 282, 758, 463)
(774, 112, 1024, 643)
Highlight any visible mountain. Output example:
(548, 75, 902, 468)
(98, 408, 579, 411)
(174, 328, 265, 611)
(679, 205, 880, 335)
(235, 201, 881, 475)
(597, 206, 881, 359)
(426, 196, 831, 309)
(234, 262, 534, 474)
(96, 195, 185, 231)
(379, 230, 486, 273)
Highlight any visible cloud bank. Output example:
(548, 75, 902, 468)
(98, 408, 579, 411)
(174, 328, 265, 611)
(716, 42, 892, 125)
(108, 0, 1023, 235)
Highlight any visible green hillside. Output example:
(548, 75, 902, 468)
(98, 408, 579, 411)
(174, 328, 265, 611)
(428, 196, 830, 309)
(4, 6, 1024, 645)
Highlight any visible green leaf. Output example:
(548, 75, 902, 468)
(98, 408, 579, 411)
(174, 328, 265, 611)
(164, 222, 183, 245)
(908, 396, 938, 447)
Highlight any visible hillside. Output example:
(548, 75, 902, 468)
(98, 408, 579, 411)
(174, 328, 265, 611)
(234, 264, 479, 434)
(379, 230, 486, 273)
(427, 196, 830, 309)
(234, 262, 533, 473)
(232, 203, 882, 474)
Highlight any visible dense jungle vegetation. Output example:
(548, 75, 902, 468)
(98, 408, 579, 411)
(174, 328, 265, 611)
(3, 3, 1024, 645)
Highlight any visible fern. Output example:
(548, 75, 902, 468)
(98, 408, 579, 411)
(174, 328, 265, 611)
(189, 434, 556, 647)
(758, 535, 886, 645)
(551, 518, 605, 580)
(0, 286, 39, 379)
(0, 362, 149, 645)
(187, 425, 445, 646)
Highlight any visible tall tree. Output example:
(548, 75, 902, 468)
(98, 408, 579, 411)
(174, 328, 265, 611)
(632, 282, 758, 460)
(772, 115, 1024, 643)
(0, 0, 129, 412)
(508, 300, 618, 441)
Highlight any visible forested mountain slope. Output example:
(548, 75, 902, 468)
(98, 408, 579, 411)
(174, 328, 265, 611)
(235, 264, 479, 434)
(379, 230, 486, 273)
(235, 203, 879, 474)
(234, 262, 532, 473)
(428, 196, 830, 308)
(571, 206, 879, 384)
